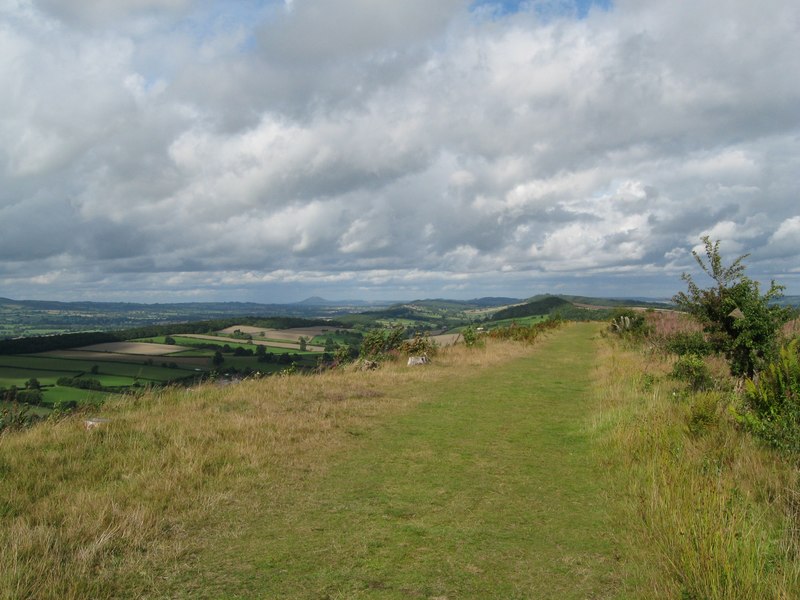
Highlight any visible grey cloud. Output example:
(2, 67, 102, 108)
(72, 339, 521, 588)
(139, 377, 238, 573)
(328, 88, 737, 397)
(2, 0, 800, 301)
(32, 0, 203, 29)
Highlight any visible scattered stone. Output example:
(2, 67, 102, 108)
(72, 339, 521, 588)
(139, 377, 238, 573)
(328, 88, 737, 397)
(407, 356, 430, 366)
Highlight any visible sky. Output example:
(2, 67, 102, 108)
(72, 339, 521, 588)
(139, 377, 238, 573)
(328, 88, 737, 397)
(1, 0, 799, 303)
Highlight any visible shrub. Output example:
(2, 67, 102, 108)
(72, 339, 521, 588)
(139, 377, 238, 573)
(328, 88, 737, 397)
(401, 334, 438, 358)
(673, 236, 793, 377)
(487, 318, 562, 344)
(461, 326, 483, 348)
(15, 388, 43, 405)
(360, 325, 406, 361)
(0, 402, 37, 432)
(608, 309, 649, 338)
(671, 354, 713, 391)
(664, 331, 713, 356)
(739, 339, 800, 453)
(56, 377, 103, 390)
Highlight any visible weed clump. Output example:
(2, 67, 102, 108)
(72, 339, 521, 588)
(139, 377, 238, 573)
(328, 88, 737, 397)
(686, 392, 721, 436)
(671, 354, 714, 391)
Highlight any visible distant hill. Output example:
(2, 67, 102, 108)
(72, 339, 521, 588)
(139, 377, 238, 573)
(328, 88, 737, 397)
(491, 296, 572, 321)
(776, 295, 800, 308)
(528, 295, 672, 309)
(467, 297, 522, 307)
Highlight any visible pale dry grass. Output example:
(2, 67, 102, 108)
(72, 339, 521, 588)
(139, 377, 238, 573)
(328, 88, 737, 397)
(784, 318, 800, 339)
(0, 339, 529, 599)
(592, 337, 800, 598)
(645, 309, 704, 338)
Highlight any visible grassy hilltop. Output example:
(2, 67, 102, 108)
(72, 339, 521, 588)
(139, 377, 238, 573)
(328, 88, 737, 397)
(2, 318, 800, 598)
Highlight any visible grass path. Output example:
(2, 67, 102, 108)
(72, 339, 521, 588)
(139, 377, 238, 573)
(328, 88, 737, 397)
(176, 323, 625, 598)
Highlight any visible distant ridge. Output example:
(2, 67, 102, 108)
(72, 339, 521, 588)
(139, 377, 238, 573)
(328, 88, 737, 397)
(295, 296, 330, 305)
(492, 297, 571, 321)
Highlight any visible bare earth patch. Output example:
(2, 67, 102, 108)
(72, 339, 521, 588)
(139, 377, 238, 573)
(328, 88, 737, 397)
(77, 342, 190, 355)
(429, 333, 461, 347)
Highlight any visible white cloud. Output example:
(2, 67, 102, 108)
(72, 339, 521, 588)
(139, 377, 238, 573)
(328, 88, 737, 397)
(1, 0, 800, 301)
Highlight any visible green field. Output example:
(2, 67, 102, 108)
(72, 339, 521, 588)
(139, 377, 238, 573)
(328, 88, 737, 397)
(0, 355, 195, 382)
(0, 367, 76, 388)
(41, 386, 110, 405)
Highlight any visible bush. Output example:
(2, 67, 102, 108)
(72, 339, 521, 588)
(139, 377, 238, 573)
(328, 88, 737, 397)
(360, 325, 406, 361)
(664, 331, 713, 356)
(673, 236, 793, 377)
(671, 354, 713, 391)
(56, 377, 103, 390)
(0, 402, 38, 432)
(16, 388, 43, 405)
(487, 318, 562, 344)
(461, 326, 483, 348)
(608, 309, 649, 338)
(739, 339, 800, 453)
(401, 334, 438, 358)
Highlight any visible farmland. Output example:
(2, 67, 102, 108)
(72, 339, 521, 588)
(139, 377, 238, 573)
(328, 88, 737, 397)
(0, 324, 335, 412)
(0, 295, 681, 416)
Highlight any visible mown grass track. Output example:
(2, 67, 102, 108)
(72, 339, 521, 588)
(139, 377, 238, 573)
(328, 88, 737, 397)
(172, 322, 625, 599)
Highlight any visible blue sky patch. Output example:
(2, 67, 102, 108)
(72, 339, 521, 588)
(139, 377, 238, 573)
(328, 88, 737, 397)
(471, 0, 612, 20)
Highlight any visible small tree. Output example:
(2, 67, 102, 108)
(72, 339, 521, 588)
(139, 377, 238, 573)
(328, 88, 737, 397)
(298, 336, 308, 352)
(673, 236, 792, 377)
(360, 325, 406, 361)
(212, 350, 224, 366)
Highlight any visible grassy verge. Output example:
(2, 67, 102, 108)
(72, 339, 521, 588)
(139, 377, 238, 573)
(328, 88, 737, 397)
(593, 335, 800, 598)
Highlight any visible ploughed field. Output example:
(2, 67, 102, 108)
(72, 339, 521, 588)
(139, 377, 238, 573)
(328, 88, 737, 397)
(0, 325, 333, 411)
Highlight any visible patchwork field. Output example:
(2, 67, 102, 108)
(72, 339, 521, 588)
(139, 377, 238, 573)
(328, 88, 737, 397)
(1, 324, 330, 410)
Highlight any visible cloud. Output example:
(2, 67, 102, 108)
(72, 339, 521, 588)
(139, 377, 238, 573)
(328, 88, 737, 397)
(1, 0, 800, 301)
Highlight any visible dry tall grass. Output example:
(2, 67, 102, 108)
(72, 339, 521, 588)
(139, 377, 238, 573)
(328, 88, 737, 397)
(593, 335, 800, 598)
(0, 339, 531, 599)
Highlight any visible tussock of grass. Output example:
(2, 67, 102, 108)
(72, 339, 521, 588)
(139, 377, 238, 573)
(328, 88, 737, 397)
(593, 337, 800, 598)
(0, 339, 530, 599)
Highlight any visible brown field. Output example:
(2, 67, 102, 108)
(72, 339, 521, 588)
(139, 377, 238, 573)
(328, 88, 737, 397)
(77, 342, 191, 356)
(429, 333, 461, 347)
